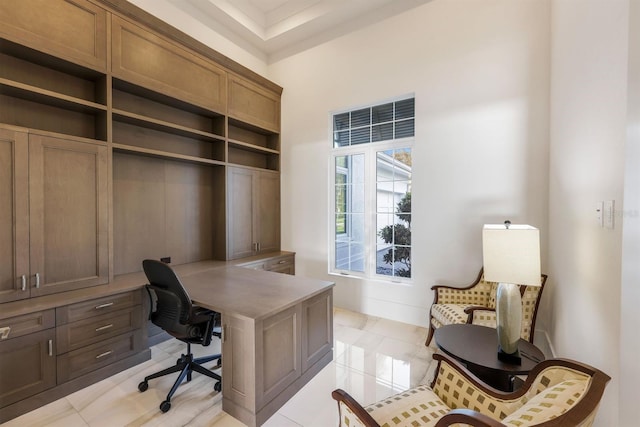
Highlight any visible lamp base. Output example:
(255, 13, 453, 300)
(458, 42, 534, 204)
(497, 347, 522, 365)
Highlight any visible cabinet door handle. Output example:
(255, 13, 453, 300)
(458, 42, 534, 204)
(21, 275, 26, 291)
(95, 302, 114, 310)
(95, 350, 112, 359)
(34, 273, 40, 288)
(48, 339, 53, 356)
(95, 324, 113, 332)
(0, 327, 10, 340)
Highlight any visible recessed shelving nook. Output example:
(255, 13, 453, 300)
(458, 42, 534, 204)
(0, 39, 108, 141)
(112, 79, 226, 165)
(228, 118, 280, 170)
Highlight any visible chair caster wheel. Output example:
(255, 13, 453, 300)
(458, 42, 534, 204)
(160, 400, 171, 413)
(138, 381, 148, 392)
(214, 381, 222, 392)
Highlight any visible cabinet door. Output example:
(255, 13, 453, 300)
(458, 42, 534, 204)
(228, 74, 281, 132)
(111, 15, 227, 113)
(0, 0, 107, 71)
(29, 134, 108, 296)
(0, 329, 56, 409)
(227, 167, 257, 259)
(0, 127, 29, 303)
(257, 171, 280, 254)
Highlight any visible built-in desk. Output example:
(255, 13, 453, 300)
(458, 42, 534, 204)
(180, 265, 334, 426)
(0, 252, 333, 426)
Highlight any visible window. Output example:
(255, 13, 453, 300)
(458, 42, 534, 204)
(330, 97, 414, 280)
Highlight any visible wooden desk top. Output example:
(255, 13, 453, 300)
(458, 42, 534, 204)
(182, 266, 334, 320)
(0, 252, 316, 321)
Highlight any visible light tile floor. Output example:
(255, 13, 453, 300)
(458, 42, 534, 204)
(1, 308, 436, 427)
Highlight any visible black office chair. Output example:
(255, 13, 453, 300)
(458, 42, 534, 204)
(138, 259, 222, 413)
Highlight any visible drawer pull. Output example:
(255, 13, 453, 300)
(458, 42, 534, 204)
(95, 324, 114, 332)
(21, 275, 26, 291)
(278, 260, 287, 264)
(48, 339, 53, 356)
(95, 350, 113, 359)
(95, 302, 114, 310)
(0, 327, 10, 340)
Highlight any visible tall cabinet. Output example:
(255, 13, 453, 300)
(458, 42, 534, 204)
(0, 0, 284, 422)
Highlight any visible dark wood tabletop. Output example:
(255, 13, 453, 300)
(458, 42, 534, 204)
(434, 324, 545, 390)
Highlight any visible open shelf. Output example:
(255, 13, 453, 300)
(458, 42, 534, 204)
(0, 40, 107, 104)
(228, 117, 279, 170)
(113, 143, 226, 167)
(0, 39, 108, 140)
(112, 78, 226, 162)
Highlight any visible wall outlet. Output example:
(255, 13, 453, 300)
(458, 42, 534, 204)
(160, 257, 171, 263)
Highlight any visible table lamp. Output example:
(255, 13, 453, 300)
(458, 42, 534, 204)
(482, 221, 541, 364)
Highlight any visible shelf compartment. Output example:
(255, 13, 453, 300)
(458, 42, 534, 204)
(0, 93, 107, 141)
(112, 120, 225, 163)
(228, 145, 279, 171)
(112, 143, 225, 167)
(228, 118, 279, 151)
(0, 40, 107, 105)
(113, 79, 225, 136)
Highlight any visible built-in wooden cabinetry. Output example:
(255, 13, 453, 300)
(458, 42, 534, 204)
(0, 0, 287, 422)
(227, 167, 281, 259)
(0, 128, 108, 303)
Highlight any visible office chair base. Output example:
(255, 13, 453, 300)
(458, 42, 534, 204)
(138, 344, 221, 413)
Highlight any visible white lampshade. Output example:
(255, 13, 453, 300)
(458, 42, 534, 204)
(482, 224, 541, 286)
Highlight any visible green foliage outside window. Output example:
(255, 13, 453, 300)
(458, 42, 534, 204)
(378, 192, 411, 277)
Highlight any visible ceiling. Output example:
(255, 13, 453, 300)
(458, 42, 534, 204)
(162, 0, 432, 62)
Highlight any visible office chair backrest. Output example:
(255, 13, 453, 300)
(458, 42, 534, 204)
(142, 259, 194, 331)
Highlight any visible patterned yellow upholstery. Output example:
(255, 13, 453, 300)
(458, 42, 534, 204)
(364, 385, 450, 427)
(332, 353, 610, 427)
(426, 269, 547, 346)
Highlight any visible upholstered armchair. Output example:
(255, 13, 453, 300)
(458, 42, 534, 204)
(425, 268, 547, 346)
(332, 352, 610, 427)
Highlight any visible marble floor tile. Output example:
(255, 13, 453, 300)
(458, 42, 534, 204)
(1, 309, 434, 427)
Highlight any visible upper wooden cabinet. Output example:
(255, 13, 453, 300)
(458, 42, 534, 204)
(28, 134, 109, 297)
(0, 0, 107, 71)
(0, 128, 108, 301)
(111, 16, 227, 114)
(0, 127, 29, 304)
(228, 74, 280, 133)
(227, 167, 280, 260)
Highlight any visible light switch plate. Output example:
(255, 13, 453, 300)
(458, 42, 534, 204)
(604, 200, 615, 229)
(596, 201, 604, 227)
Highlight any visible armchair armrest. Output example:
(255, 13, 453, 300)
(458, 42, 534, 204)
(434, 409, 505, 427)
(431, 268, 493, 306)
(332, 389, 381, 427)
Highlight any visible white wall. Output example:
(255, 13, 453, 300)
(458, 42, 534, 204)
(268, 0, 550, 327)
(620, 1, 640, 425)
(127, 0, 269, 77)
(548, 1, 629, 425)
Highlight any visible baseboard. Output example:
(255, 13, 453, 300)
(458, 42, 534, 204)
(533, 328, 556, 358)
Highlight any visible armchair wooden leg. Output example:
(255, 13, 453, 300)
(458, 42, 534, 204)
(425, 323, 435, 346)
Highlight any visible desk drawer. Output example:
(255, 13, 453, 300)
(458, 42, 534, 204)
(0, 310, 55, 341)
(57, 291, 141, 325)
(57, 330, 143, 383)
(266, 255, 294, 275)
(56, 306, 142, 354)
